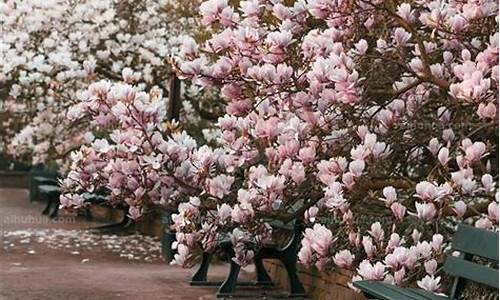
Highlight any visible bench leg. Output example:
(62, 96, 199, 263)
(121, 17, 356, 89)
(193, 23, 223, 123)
(49, 198, 60, 219)
(190, 252, 212, 285)
(84, 208, 92, 221)
(90, 214, 132, 232)
(217, 260, 240, 297)
(254, 255, 273, 285)
(280, 254, 306, 297)
(29, 178, 35, 202)
(161, 213, 176, 262)
(41, 197, 51, 215)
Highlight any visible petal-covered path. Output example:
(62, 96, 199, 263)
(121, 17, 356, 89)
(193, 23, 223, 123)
(0, 188, 256, 300)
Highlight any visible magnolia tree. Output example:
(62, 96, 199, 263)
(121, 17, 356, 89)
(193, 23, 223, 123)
(60, 0, 498, 295)
(1, 0, 214, 169)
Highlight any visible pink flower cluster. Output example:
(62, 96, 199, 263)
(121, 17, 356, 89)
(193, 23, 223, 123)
(58, 0, 498, 296)
(1, 0, 200, 167)
(171, 0, 498, 292)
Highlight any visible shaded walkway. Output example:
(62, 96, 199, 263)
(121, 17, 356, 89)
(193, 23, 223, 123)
(0, 188, 247, 300)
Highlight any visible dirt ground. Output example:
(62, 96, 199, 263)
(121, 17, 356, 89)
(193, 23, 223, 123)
(0, 188, 262, 300)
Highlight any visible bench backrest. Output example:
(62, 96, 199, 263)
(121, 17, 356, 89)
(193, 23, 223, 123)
(444, 224, 499, 298)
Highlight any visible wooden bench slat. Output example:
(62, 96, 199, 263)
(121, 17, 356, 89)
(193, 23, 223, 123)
(444, 256, 499, 289)
(355, 225, 498, 300)
(267, 220, 294, 230)
(406, 288, 449, 300)
(452, 224, 499, 261)
(353, 281, 440, 300)
(384, 284, 439, 300)
(38, 185, 61, 195)
(35, 180, 58, 185)
(33, 176, 57, 182)
(83, 193, 107, 204)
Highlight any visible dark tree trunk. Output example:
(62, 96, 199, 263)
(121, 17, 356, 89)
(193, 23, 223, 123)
(168, 76, 181, 121)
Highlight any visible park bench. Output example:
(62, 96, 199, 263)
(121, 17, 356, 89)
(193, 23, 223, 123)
(79, 192, 107, 221)
(184, 219, 307, 298)
(39, 184, 61, 218)
(88, 208, 133, 232)
(82, 193, 133, 232)
(189, 250, 274, 288)
(353, 224, 499, 300)
(161, 212, 176, 262)
(31, 176, 58, 201)
(29, 165, 58, 202)
(0, 156, 30, 171)
(33, 176, 58, 185)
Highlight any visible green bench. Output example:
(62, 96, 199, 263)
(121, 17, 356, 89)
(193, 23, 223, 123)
(353, 224, 499, 300)
(31, 176, 58, 201)
(29, 164, 58, 202)
(33, 176, 58, 185)
(39, 184, 61, 218)
(187, 219, 306, 298)
(80, 192, 133, 232)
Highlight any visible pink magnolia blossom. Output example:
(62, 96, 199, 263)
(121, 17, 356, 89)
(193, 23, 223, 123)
(357, 260, 386, 281)
(362, 236, 376, 258)
(393, 268, 406, 285)
(452, 200, 467, 218)
(463, 141, 487, 164)
(393, 28, 411, 47)
(207, 175, 235, 198)
(427, 138, 442, 155)
(476, 218, 494, 229)
(304, 206, 319, 223)
(127, 206, 142, 219)
(477, 102, 497, 119)
(380, 186, 398, 206)
(488, 202, 499, 223)
(368, 222, 384, 243)
(333, 250, 355, 269)
(415, 202, 437, 222)
(417, 275, 441, 292)
(349, 160, 365, 177)
(437, 147, 450, 166)
(397, 3, 414, 21)
(482, 174, 496, 192)
(385, 247, 409, 270)
(305, 224, 333, 257)
(414, 181, 441, 202)
(391, 202, 407, 220)
(38, 0, 500, 292)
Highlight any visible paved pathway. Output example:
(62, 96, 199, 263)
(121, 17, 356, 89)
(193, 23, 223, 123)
(0, 188, 258, 300)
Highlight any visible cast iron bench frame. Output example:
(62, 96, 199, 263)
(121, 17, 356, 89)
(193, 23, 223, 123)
(39, 184, 61, 219)
(30, 175, 58, 202)
(187, 220, 307, 298)
(353, 224, 499, 300)
(82, 193, 133, 232)
(28, 165, 58, 202)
